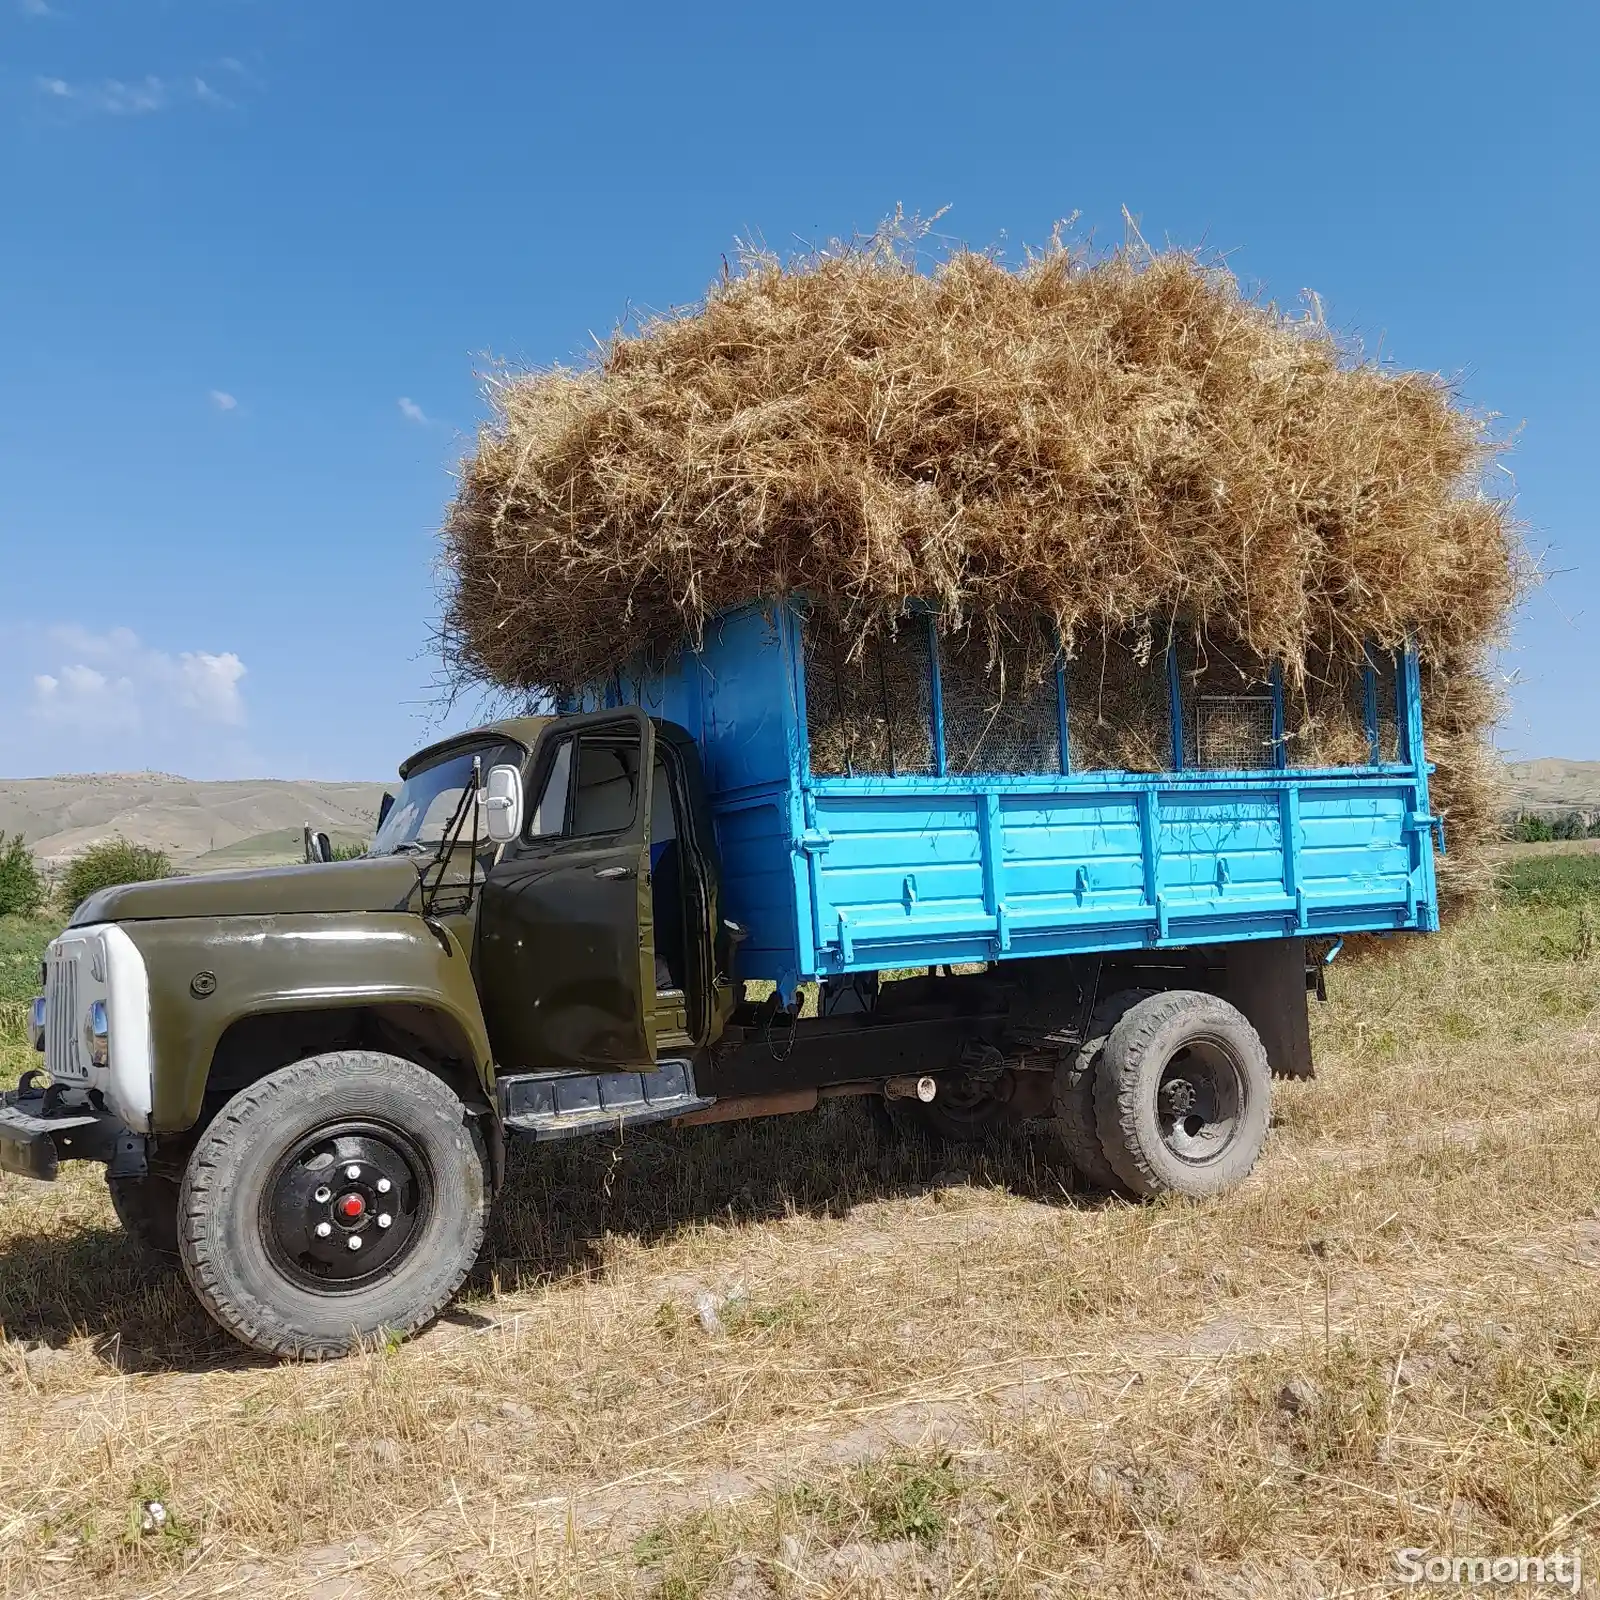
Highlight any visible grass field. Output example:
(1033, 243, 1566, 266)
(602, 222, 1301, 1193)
(2, 869, 1599, 1597)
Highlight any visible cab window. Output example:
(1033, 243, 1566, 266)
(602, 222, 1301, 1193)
(526, 731, 643, 840)
(528, 739, 573, 837)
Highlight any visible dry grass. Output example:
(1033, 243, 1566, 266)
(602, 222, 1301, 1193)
(443, 217, 1523, 900)
(4, 896, 1600, 1594)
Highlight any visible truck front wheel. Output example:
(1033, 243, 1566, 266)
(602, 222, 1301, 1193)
(177, 1051, 490, 1358)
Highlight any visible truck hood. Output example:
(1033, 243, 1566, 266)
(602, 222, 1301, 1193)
(74, 856, 424, 924)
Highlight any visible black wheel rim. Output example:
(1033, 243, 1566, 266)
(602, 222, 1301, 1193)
(1154, 1039, 1244, 1165)
(262, 1121, 433, 1294)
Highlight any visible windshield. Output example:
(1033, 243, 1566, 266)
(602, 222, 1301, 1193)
(369, 742, 521, 857)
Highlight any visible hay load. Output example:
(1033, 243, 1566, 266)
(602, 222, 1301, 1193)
(443, 224, 1522, 903)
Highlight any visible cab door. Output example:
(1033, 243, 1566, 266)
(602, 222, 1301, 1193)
(477, 710, 657, 1072)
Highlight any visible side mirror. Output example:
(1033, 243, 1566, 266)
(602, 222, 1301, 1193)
(377, 792, 395, 830)
(482, 764, 524, 844)
(303, 825, 333, 864)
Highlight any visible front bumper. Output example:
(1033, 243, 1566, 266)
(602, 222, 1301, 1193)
(0, 1075, 140, 1182)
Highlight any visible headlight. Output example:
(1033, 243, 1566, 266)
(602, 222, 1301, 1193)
(29, 997, 46, 1052)
(87, 999, 109, 1068)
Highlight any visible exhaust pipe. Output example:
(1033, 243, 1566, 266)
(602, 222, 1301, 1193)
(883, 1075, 938, 1103)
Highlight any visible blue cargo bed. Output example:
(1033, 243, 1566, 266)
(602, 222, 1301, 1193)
(571, 600, 1440, 992)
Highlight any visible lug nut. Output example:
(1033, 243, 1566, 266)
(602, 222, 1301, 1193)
(314, 1186, 332, 1204)
(376, 1177, 392, 1194)
(347, 1235, 363, 1251)
(377, 1213, 392, 1229)
(344, 1164, 361, 1180)
(315, 1221, 332, 1238)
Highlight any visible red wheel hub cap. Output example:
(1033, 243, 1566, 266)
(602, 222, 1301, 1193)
(338, 1194, 365, 1219)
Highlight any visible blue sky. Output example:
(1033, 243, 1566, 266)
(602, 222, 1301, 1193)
(1, 0, 1594, 781)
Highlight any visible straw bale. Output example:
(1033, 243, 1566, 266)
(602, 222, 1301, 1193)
(443, 223, 1521, 900)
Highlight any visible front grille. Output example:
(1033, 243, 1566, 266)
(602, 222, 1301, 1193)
(47, 952, 84, 1079)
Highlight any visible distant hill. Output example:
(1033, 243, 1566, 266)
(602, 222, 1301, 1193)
(3, 758, 1594, 871)
(1502, 759, 1600, 817)
(0, 773, 389, 868)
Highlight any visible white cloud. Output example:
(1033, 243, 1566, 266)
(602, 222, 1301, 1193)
(36, 74, 239, 118)
(398, 397, 429, 425)
(28, 627, 247, 735)
(36, 75, 167, 114)
(209, 389, 238, 412)
(176, 651, 247, 723)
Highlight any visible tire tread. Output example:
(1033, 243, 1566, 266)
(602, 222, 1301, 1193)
(1053, 989, 1153, 1193)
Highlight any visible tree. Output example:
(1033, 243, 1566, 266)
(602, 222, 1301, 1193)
(0, 834, 46, 917)
(61, 838, 174, 910)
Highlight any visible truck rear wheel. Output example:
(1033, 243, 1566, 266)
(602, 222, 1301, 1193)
(1053, 990, 1152, 1194)
(177, 1051, 489, 1359)
(1092, 991, 1271, 1198)
(107, 1173, 181, 1260)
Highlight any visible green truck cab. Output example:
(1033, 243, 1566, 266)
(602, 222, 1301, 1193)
(3, 713, 749, 1356)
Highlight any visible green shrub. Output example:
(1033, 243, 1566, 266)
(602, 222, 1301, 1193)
(1499, 852, 1600, 907)
(0, 834, 46, 917)
(1510, 813, 1554, 843)
(0, 915, 57, 1004)
(61, 838, 174, 909)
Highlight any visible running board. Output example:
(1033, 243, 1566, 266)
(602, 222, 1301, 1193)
(498, 1059, 712, 1142)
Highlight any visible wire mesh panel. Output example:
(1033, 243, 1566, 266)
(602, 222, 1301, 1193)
(939, 632, 1062, 775)
(1065, 630, 1173, 773)
(803, 611, 936, 777)
(1194, 696, 1276, 768)
(1174, 635, 1278, 769)
(1285, 652, 1374, 768)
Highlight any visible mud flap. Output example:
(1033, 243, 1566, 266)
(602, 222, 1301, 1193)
(1224, 937, 1314, 1079)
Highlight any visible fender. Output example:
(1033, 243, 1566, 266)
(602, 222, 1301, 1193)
(122, 912, 493, 1133)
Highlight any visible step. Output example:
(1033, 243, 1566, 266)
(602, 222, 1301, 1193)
(498, 1058, 712, 1142)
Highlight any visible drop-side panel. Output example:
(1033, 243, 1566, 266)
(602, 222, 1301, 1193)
(807, 794, 992, 958)
(797, 773, 1429, 977)
(1158, 791, 1289, 911)
(1297, 786, 1416, 913)
(1000, 793, 1148, 934)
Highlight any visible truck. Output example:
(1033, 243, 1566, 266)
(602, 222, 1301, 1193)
(2, 598, 1441, 1356)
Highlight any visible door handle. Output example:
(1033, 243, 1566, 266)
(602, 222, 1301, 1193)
(593, 865, 634, 881)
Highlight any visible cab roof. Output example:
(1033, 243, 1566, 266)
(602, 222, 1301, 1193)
(398, 716, 554, 780)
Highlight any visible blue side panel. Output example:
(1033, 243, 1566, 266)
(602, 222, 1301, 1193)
(713, 795, 800, 982)
(799, 770, 1431, 977)
(1004, 795, 1159, 933)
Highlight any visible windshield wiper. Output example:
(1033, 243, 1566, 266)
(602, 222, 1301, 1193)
(388, 840, 436, 857)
